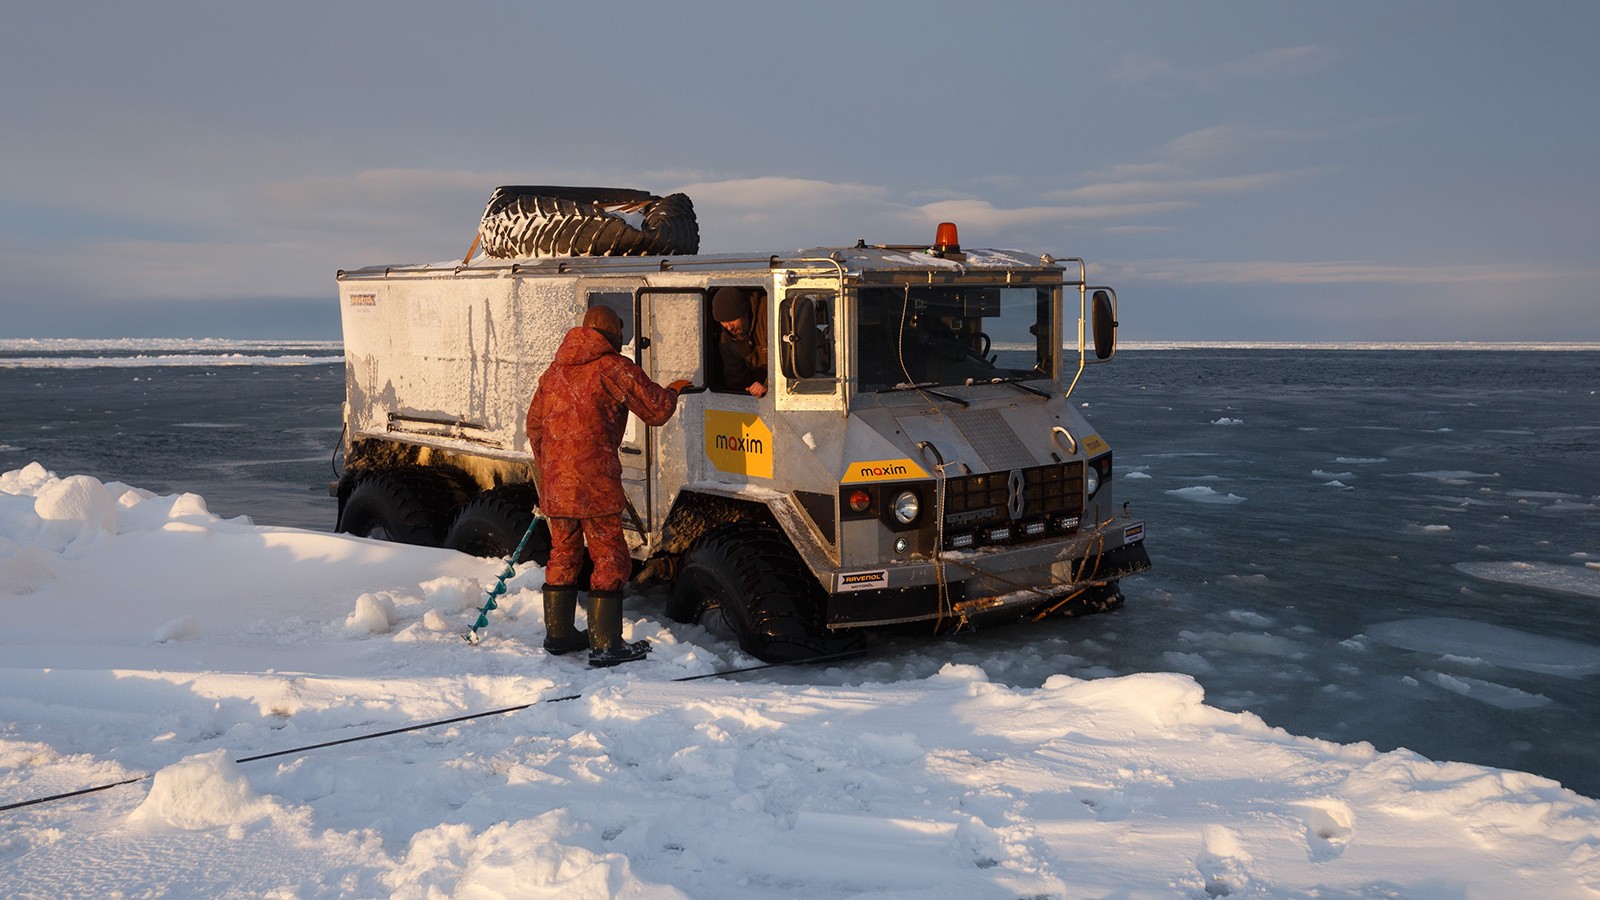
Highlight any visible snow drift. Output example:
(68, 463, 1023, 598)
(2, 462, 1599, 897)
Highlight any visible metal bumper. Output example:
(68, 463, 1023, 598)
(824, 517, 1150, 629)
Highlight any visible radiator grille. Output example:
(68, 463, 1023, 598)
(941, 461, 1084, 550)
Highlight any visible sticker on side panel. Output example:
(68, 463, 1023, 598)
(705, 409, 773, 479)
(839, 570, 889, 592)
(348, 292, 376, 307)
(841, 458, 930, 483)
(1123, 522, 1145, 543)
(1081, 434, 1110, 456)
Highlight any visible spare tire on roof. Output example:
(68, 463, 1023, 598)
(477, 185, 700, 258)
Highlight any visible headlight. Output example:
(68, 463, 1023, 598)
(892, 490, 920, 524)
(1085, 464, 1101, 497)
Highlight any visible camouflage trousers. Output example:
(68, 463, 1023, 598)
(545, 514, 631, 593)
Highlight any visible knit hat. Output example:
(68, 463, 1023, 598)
(711, 287, 747, 323)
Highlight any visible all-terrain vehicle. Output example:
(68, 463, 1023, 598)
(332, 187, 1150, 660)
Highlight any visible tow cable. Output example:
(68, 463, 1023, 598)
(0, 648, 867, 815)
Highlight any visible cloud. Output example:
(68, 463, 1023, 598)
(913, 198, 1193, 230)
(674, 176, 891, 210)
(1214, 45, 1337, 80)
(1110, 44, 1335, 88)
(1047, 170, 1311, 204)
(255, 168, 491, 226)
(1157, 125, 1298, 166)
(1107, 258, 1597, 286)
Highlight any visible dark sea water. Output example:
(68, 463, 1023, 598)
(1093, 349, 1600, 797)
(0, 342, 344, 530)
(3, 344, 1599, 798)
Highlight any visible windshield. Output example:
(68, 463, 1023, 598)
(855, 286, 1055, 392)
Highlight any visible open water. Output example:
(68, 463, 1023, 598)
(3, 342, 1599, 797)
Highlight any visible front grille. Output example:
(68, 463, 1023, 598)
(941, 462, 1084, 550)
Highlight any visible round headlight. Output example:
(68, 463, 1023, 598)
(892, 490, 920, 524)
(1084, 464, 1101, 497)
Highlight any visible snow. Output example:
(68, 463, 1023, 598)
(4, 462, 1600, 897)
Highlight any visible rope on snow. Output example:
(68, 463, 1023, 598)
(0, 648, 867, 815)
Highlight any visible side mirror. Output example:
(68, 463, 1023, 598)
(1091, 289, 1117, 360)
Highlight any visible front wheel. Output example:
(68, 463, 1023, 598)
(668, 523, 855, 662)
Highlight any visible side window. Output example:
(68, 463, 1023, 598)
(780, 290, 836, 394)
(708, 286, 769, 396)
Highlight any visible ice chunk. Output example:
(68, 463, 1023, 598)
(127, 749, 276, 830)
(1368, 618, 1600, 677)
(1420, 671, 1552, 710)
(346, 591, 399, 634)
(1166, 486, 1246, 504)
(33, 474, 117, 550)
(1455, 561, 1600, 599)
(153, 616, 197, 643)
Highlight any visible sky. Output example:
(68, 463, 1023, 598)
(1, 2, 1596, 341)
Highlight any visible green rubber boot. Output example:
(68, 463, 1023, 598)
(587, 589, 650, 667)
(541, 584, 588, 655)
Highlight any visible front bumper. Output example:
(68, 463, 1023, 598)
(824, 516, 1150, 629)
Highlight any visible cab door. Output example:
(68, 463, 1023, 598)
(630, 288, 705, 535)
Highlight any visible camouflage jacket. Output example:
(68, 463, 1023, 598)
(525, 326, 679, 517)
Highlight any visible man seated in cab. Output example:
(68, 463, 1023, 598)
(711, 286, 768, 398)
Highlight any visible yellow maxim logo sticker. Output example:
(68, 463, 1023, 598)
(841, 458, 930, 483)
(1081, 434, 1110, 456)
(705, 409, 773, 479)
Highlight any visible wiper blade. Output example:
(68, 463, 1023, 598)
(989, 377, 1051, 398)
(876, 382, 970, 407)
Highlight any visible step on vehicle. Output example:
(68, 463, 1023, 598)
(333, 187, 1151, 661)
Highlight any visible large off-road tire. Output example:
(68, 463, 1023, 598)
(442, 484, 548, 564)
(442, 485, 595, 587)
(336, 468, 465, 546)
(477, 186, 699, 258)
(668, 522, 851, 662)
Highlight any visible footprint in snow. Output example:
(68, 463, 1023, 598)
(1293, 798, 1355, 861)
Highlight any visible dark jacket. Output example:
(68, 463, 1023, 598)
(717, 294, 769, 391)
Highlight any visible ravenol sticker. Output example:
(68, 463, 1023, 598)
(1081, 433, 1110, 456)
(1123, 522, 1145, 543)
(841, 458, 930, 483)
(705, 409, 773, 479)
(839, 570, 889, 592)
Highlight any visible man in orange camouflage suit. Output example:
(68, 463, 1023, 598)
(526, 306, 689, 666)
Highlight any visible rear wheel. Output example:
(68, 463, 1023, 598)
(668, 523, 854, 662)
(337, 468, 462, 545)
(443, 485, 594, 587)
(443, 485, 548, 564)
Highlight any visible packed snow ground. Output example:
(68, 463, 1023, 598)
(3, 464, 1599, 898)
